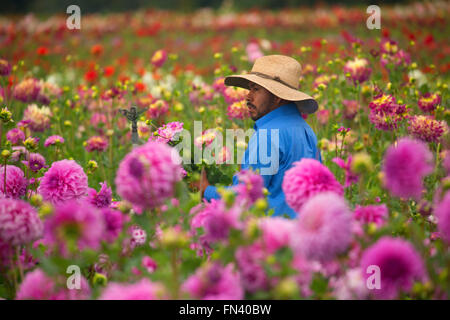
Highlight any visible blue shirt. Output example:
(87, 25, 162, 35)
(203, 103, 322, 218)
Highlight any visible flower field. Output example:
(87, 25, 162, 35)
(0, 1, 449, 300)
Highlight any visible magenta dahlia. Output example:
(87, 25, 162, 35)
(44, 200, 105, 254)
(115, 141, 183, 210)
(360, 236, 426, 299)
(282, 158, 344, 213)
(0, 198, 43, 246)
(290, 192, 353, 262)
(38, 159, 88, 205)
(0, 165, 28, 198)
(16, 268, 91, 300)
(418, 93, 441, 113)
(100, 278, 165, 300)
(182, 262, 244, 300)
(86, 181, 112, 208)
(435, 192, 450, 244)
(407, 115, 448, 144)
(382, 137, 433, 200)
(6, 128, 25, 145)
(354, 204, 388, 227)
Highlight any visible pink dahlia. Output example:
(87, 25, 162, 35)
(282, 158, 343, 213)
(146, 99, 169, 119)
(86, 181, 112, 208)
(0, 198, 43, 246)
(182, 262, 244, 300)
(6, 128, 25, 145)
(332, 268, 369, 300)
(368, 94, 407, 131)
(44, 135, 64, 147)
(192, 199, 241, 244)
(142, 256, 158, 273)
(44, 200, 105, 254)
(85, 136, 108, 152)
(246, 42, 263, 63)
(101, 208, 124, 243)
(235, 243, 269, 293)
(418, 93, 441, 113)
(233, 169, 264, 206)
(290, 192, 353, 262)
(435, 192, 450, 244)
(150, 49, 167, 68)
(0, 58, 12, 76)
(227, 100, 249, 120)
(222, 86, 248, 104)
(13, 78, 41, 103)
(16, 268, 91, 300)
(259, 217, 294, 253)
(407, 115, 448, 144)
(100, 278, 165, 300)
(0, 165, 28, 198)
(194, 129, 218, 148)
(354, 204, 388, 227)
(38, 159, 88, 205)
(360, 237, 426, 299)
(153, 121, 184, 143)
(343, 57, 372, 85)
(115, 141, 183, 210)
(382, 137, 433, 200)
(22, 152, 47, 173)
(22, 103, 52, 132)
(332, 156, 358, 188)
(212, 77, 226, 93)
(342, 99, 359, 120)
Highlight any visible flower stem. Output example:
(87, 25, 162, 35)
(171, 248, 180, 299)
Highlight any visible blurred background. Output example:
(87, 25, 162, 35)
(3, 0, 411, 14)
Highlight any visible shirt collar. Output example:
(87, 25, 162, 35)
(254, 102, 299, 129)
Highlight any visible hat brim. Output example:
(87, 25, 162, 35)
(224, 74, 318, 114)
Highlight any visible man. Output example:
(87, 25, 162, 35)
(199, 55, 321, 218)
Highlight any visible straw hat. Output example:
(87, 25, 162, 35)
(224, 55, 318, 114)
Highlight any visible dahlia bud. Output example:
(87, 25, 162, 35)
(318, 138, 329, 150)
(0, 107, 12, 123)
(23, 137, 39, 152)
(367, 222, 377, 235)
(160, 227, 189, 249)
(30, 194, 43, 207)
(38, 202, 53, 218)
(174, 102, 184, 112)
(244, 218, 260, 240)
(273, 278, 299, 300)
(92, 272, 108, 286)
(255, 198, 267, 211)
(221, 189, 235, 208)
(1, 149, 11, 159)
(87, 160, 98, 174)
(417, 199, 432, 217)
(118, 201, 132, 214)
(351, 152, 374, 175)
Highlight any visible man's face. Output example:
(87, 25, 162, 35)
(246, 82, 277, 121)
